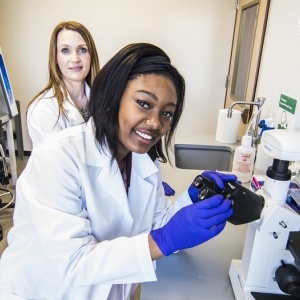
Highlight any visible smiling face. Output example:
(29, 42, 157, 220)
(117, 74, 177, 162)
(56, 29, 91, 85)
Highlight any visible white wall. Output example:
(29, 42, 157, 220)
(0, 0, 236, 151)
(256, 0, 300, 129)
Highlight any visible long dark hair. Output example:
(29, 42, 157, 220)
(89, 43, 185, 163)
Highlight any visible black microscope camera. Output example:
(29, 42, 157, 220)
(192, 174, 265, 225)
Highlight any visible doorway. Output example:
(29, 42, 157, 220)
(224, 0, 271, 134)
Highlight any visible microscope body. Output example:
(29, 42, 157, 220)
(229, 130, 300, 300)
(229, 190, 300, 299)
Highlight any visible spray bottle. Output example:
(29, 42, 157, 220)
(232, 134, 256, 183)
(253, 118, 275, 175)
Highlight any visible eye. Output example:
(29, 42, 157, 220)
(163, 111, 174, 119)
(137, 100, 150, 109)
(61, 48, 70, 54)
(78, 47, 88, 54)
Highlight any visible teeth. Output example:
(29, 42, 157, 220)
(136, 130, 153, 140)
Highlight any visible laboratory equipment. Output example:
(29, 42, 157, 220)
(0, 47, 18, 118)
(191, 173, 264, 225)
(229, 129, 300, 299)
(0, 46, 18, 185)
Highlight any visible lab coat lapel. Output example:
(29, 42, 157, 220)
(128, 153, 159, 234)
(96, 162, 134, 236)
(63, 100, 84, 125)
(97, 160, 130, 210)
(84, 123, 133, 235)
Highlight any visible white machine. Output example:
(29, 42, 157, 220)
(229, 130, 300, 300)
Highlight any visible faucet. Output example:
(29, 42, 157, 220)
(227, 97, 266, 147)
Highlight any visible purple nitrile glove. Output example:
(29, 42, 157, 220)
(150, 195, 233, 256)
(201, 171, 237, 190)
(162, 181, 175, 196)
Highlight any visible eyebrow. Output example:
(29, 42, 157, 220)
(57, 44, 87, 48)
(136, 90, 158, 100)
(136, 89, 176, 107)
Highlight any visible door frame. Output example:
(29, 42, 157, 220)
(224, 0, 271, 114)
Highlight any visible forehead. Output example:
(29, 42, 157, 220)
(56, 29, 85, 45)
(128, 74, 177, 99)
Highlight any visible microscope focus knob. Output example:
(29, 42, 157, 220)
(275, 261, 300, 297)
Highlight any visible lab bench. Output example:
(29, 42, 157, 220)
(141, 167, 248, 300)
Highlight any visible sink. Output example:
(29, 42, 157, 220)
(174, 144, 234, 171)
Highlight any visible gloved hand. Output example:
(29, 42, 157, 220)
(201, 171, 237, 189)
(188, 171, 237, 203)
(162, 181, 175, 196)
(150, 195, 232, 256)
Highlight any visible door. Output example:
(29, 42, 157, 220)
(224, 0, 271, 134)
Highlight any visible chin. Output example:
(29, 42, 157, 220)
(132, 149, 150, 155)
(130, 145, 153, 154)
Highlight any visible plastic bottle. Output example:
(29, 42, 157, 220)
(232, 135, 255, 183)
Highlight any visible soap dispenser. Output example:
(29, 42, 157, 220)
(232, 135, 255, 183)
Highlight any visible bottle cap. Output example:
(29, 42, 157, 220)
(241, 135, 252, 147)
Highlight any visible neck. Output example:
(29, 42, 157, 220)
(117, 149, 131, 171)
(64, 80, 87, 107)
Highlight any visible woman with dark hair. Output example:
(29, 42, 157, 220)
(89, 43, 184, 165)
(0, 43, 235, 300)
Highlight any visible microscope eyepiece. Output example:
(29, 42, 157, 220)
(192, 175, 264, 225)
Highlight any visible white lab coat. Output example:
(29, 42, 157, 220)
(0, 119, 192, 300)
(27, 83, 90, 147)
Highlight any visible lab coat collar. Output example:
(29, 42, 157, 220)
(128, 154, 159, 235)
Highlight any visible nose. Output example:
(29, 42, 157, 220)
(145, 113, 162, 130)
(71, 51, 80, 63)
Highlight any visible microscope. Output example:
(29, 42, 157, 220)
(229, 129, 300, 300)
